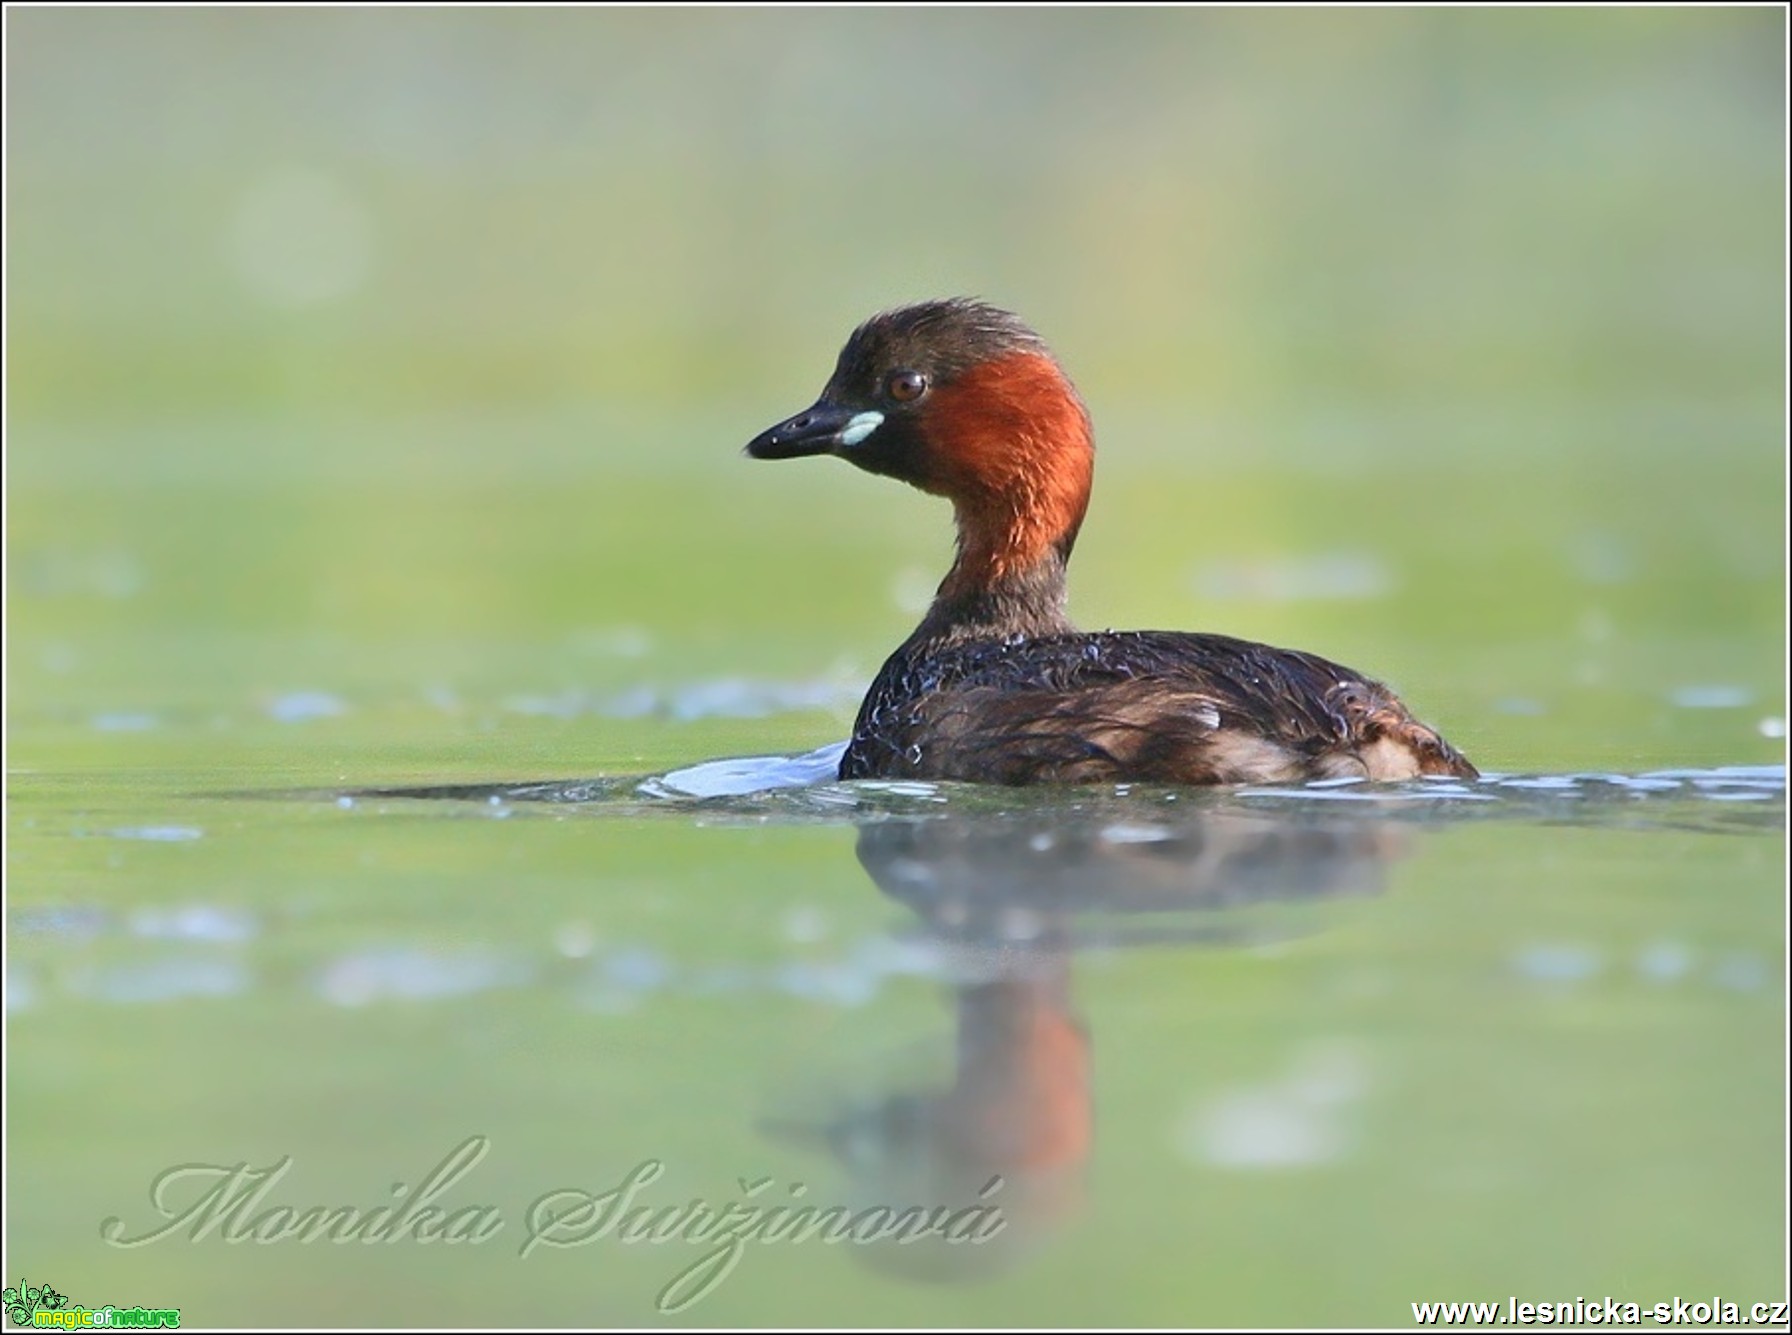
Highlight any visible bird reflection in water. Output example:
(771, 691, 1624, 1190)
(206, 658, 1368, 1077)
(762, 807, 1402, 1282)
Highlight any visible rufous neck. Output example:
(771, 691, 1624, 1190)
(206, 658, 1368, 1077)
(911, 350, 1094, 643)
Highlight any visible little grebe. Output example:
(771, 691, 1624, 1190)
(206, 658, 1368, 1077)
(745, 299, 1477, 786)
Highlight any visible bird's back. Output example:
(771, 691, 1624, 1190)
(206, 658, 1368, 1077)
(841, 630, 1477, 786)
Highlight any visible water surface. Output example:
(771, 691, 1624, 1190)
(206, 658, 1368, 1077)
(7, 755, 1783, 1326)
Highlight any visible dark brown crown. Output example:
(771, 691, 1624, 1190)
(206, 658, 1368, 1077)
(829, 298, 1051, 395)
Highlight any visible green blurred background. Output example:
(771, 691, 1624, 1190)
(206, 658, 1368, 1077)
(5, 7, 1786, 1329)
(8, 6, 1785, 779)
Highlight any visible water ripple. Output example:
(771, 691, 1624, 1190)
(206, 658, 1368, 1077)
(329, 759, 1785, 836)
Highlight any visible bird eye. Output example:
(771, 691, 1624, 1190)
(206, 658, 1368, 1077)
(885, 370, 929, 403)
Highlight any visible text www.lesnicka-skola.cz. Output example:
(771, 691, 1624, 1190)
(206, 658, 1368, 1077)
(1411, 1297, 1789, 1327)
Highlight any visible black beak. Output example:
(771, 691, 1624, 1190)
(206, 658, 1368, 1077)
(745, 401, 871, 460)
